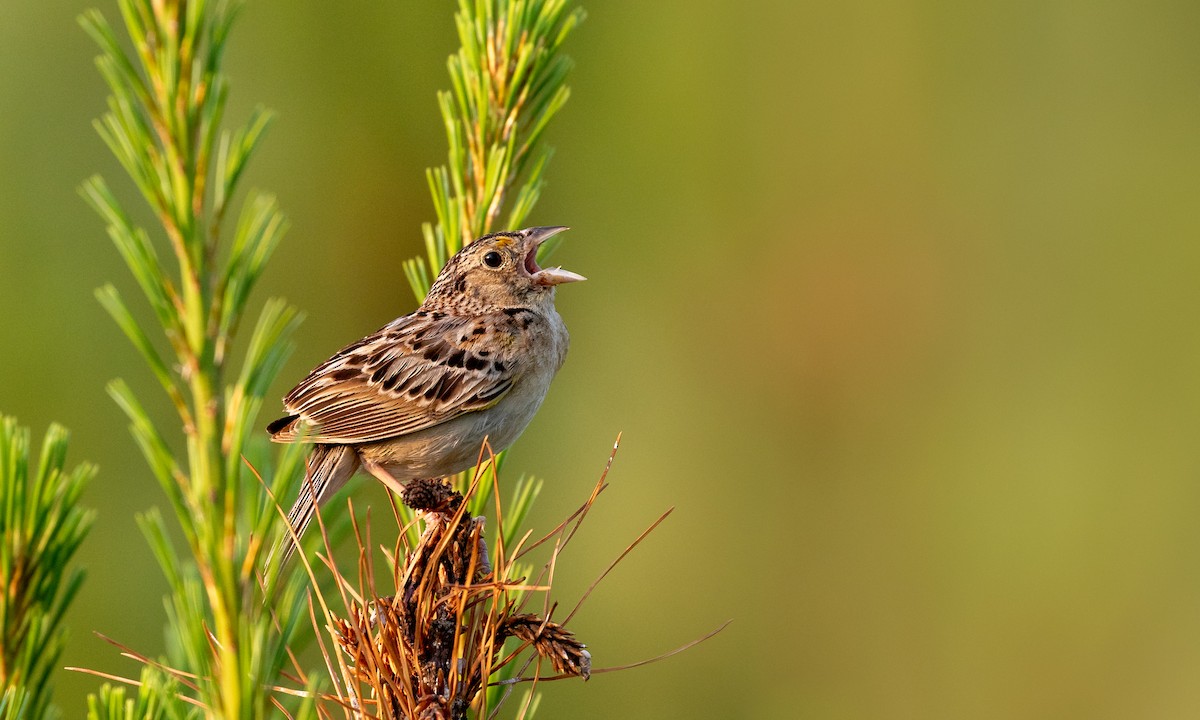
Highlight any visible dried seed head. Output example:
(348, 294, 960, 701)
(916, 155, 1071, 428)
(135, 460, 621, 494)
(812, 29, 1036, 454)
(402, 478, 457, 511)
(328, 480, 594, 718)
(502, 613, 593, 680)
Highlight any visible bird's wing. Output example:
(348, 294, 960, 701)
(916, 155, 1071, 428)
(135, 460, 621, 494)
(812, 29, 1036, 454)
(268, 311, 523, 444)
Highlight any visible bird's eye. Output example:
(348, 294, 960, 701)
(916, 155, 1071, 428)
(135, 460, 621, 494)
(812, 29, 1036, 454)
(482, 251, 504, 269)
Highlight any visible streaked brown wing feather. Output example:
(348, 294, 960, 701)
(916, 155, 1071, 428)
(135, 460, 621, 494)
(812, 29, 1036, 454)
(270, 312, 520, 444)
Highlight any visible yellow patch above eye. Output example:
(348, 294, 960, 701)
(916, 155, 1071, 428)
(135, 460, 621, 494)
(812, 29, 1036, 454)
(492, 237, 513, 250)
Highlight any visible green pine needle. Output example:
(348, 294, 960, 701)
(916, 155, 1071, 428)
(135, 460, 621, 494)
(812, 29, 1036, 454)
(85, 667, 186, 720)
(81, 1, 319, 716)
(392, 3, 584, 714)
(398, 0, 582, 555)
(0, 416, 95, 720)
(406, 0, 585, 304)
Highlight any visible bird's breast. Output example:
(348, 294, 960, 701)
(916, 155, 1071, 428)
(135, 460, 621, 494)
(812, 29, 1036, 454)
(359, 307, 568, 481)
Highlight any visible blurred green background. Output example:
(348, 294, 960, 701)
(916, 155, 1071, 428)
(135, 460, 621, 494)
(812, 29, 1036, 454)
(5, 1, 1200, 717)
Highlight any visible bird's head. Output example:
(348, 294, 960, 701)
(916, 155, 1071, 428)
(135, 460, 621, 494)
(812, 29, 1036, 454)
(424, 226, 585, 310)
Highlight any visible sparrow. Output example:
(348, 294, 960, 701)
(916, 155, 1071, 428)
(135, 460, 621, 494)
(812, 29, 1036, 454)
(267, 226, 583, 560)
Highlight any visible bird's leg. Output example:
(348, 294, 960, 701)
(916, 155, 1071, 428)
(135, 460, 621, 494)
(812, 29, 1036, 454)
(363, 466, 452, 545)
(362, 459, 407, 497)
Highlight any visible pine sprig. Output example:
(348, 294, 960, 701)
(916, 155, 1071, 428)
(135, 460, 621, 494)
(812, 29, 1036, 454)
(85, 668, 186, 720)
(404, 0, 585, 304)
(0, 416, 95, 720)
(80, 1, 313, 716)
(391, 3, 583, 715)
(395, 0, 581, 584)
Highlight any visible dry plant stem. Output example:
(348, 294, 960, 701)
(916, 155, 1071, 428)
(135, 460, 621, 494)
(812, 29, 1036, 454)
(283, 434, 715, 719)
(328, 476, 591, 720)
(494, 619, 733, 686)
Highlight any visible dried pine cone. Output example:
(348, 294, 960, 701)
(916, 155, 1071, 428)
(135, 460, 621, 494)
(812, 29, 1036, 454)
(502, 613, 592, 679)
(402, 478, 456, 511)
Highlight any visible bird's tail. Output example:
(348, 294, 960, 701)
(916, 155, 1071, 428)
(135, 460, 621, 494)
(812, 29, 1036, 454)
(272, 444, 359, 565)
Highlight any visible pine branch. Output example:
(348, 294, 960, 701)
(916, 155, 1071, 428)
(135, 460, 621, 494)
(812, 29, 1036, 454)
(80, 1, 314, 716)
(390, 2, 584, 716)
(404, 0, 585, 304)
(0, 416, 95, 720)
(398, 0, 582, 539)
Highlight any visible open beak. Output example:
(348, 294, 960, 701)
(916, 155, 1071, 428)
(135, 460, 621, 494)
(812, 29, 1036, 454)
(522, 226, 586, 286)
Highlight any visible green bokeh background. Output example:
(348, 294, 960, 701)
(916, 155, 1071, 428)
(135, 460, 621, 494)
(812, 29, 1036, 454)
(4, 1, 1200, 718)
